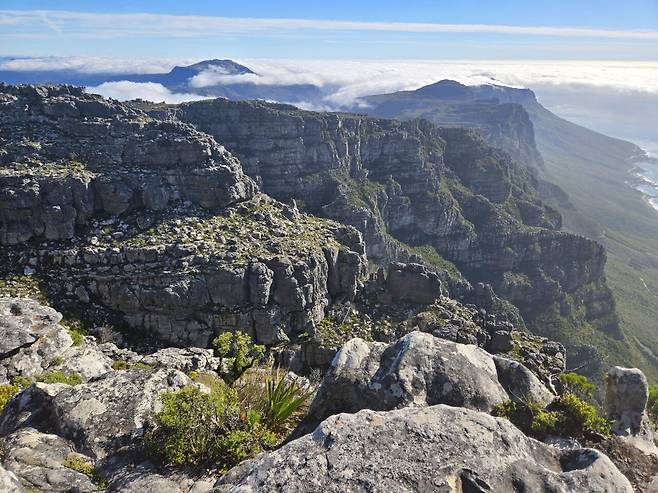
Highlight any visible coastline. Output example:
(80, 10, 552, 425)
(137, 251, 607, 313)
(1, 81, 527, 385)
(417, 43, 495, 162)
(627, 144, 658, 212)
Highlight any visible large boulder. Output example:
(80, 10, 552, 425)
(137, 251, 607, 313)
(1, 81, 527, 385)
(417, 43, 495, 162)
(606, 366, 657, 455)
(1, 368, 191, 459)
(0, 464, 24, 493)
(385, 262, 445, 304)
(215, 405, 632, 492)
(0, 297, 114, 383)
(1, 427, 98, 492)
(295, 331, 552, 435)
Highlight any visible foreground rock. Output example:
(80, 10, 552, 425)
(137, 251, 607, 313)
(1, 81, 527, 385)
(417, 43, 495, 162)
(215, 405, 632, 493)
(606, 366, 657, 456)
(0, 297, 114, 384)
(296, 331, 553, 435)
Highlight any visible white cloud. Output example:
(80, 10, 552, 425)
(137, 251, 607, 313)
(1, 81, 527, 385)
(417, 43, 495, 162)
(0, 56, 190, 74)
(87, 81, 206, 104)
(230, 59, 658, 107)
(9, 55, 656, 144)
(2, 10, 658, 40)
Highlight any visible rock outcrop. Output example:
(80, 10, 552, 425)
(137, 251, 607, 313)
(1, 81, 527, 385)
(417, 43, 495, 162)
(606, 366, 657, 455)
(0, 297, 113, 383)
(215, 404, 633, 493)
(0, 85, 367, 346)
(295, 331, 554, 435)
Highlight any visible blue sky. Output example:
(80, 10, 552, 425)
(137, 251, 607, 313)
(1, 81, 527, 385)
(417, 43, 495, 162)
(1, 1, 657, 60)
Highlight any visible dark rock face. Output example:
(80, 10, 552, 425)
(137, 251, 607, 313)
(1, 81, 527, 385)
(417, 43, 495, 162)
(0, 85, 368, 345)
(215, 405, 633, 493)
(149, 98, 619, 339)
(384, 262, 445, 304)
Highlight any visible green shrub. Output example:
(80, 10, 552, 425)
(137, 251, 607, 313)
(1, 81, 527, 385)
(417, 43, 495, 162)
(212, 331, 265, 384)
(11, 376, 35, 389)
(111, 360, 153, 371)
(553, 392, 611, 437)
(491, 392, 611, 439)
(262, 372, 312, 431)
(63, 453, 107, 489)
(491, 400, 518, 418)
(558, 372, 596, 400)
(61, 319, 89, 346)
(50, 355, 65, 367)
(0, 384, 20, 413)
(648, 384, 658, 426)
(145, 383, 277, 470)
(530, 409, 561, 435)
(37, 370, 83, 386)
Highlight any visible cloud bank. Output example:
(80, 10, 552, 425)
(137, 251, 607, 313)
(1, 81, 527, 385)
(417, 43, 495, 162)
(58, 57, 657, 144)
(0, 56, 190, 74)
(87, 81, 206, 104)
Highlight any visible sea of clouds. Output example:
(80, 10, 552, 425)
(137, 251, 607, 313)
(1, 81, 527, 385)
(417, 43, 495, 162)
(3, 56, 656, 144)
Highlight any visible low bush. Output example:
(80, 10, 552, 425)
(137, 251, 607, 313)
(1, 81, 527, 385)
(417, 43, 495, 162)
(492, 392, 611, 440)
(149, 365, 313, 471)
(37, 370, 83, 385)
(0, 384, 20, 413)
(61, 319, 89, 346)
(212, 331, 265, 384)
(145, 382, 277, 470)
(558, 372, 596, 400)
(63, 453, 107, 489)
(11, 375, 35, 389)
(111, 360, 153, 371)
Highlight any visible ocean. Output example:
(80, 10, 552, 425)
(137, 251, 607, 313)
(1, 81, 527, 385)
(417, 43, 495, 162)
(630, 141, 658, 212)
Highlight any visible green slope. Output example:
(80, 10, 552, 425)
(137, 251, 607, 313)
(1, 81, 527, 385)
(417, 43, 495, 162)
(528, 104, 658, 380)
(358, 81, 658, 379)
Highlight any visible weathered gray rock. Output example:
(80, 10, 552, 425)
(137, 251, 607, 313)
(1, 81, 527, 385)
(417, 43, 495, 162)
(385, 262, 445, 304)
(50, 368, 191, 458)
(0, 298, 114, 383)
(158, 97, 620, 342)
(296, 331, 550, 435)
(0, 84, 368, 347)
(1, 427, 98, 492)
(215, 405, 633, 493)
(0, 463, 24, 493)
(58, 343, 114, 381)
(0, 84, 257, 246)
(606, 366, 656, 455)
(0, 382, 67, 436)
(106, 465, 215, 493)
(140, 347, 219, 372)
(0, 298, 63, 356)
(493, 355, 554, 406)
(1, 368, 191, 459)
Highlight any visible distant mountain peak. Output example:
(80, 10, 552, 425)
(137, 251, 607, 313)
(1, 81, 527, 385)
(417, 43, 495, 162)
(173, 59, 255, 76)
(414, 79, 471, 99)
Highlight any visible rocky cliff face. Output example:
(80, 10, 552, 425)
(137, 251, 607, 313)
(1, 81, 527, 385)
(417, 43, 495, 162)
(0, 85, 367, 346)
(146, 98, 620, 341)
